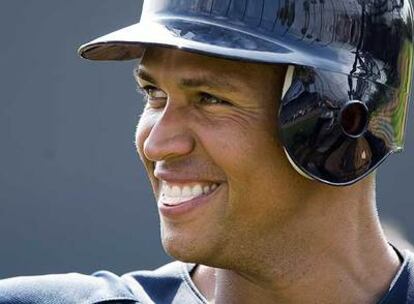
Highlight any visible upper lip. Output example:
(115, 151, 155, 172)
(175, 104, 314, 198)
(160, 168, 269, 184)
(154, 170, 225, 184)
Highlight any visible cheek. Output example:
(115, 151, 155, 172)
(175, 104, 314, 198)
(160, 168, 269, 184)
(197, 112, 282, 182)
(198, 114, 295, 220)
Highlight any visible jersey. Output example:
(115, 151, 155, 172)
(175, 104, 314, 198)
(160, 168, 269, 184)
(0, 251, 413, 304)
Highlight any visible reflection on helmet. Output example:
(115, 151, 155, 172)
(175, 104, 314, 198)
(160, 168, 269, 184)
(79, 0, 414, 185)
(280, 66, 408, 185)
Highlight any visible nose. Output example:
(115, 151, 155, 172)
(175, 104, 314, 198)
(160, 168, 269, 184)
(143, 105, 196, 162)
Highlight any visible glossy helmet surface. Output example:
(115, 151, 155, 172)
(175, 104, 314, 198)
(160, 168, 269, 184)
(79, 0, 414, 185)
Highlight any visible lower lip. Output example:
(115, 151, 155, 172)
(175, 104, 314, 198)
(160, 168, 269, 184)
(158, 184, 222, 218)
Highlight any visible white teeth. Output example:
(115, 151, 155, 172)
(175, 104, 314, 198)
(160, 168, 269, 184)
(192, 184, 203, 196)
(182, 186, 192, 197)
(160, 182, 220, 206)
(171, 186, 181, 197)
(164, 185, 172, 196)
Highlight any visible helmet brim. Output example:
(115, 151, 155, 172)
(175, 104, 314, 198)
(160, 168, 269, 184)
(78, 18, 334, 68)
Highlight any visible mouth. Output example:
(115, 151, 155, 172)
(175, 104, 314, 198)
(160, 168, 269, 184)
(157, 181, 223, 218)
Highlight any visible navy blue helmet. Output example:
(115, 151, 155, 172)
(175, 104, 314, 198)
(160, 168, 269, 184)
(79, 0, 414, 186)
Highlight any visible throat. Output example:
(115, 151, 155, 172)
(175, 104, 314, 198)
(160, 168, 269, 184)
(191, 264, 216, 303)
(191, 243, 402, 304)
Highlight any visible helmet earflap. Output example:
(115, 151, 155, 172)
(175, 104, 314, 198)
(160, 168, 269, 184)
(279, 67, 409, 185)
(281, 65, 314, 181)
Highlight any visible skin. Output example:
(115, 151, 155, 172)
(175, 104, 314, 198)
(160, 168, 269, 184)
(135, 47, 401, 304)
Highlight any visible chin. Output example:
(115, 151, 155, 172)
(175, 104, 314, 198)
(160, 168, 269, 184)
(161, 232, 205, 263)
(160, 225, 224, 265)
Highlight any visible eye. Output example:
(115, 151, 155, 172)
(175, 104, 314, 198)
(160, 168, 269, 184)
(138, 85, 167, 99)
(137, 85, 167, 109)
(199, 93, 230, 106)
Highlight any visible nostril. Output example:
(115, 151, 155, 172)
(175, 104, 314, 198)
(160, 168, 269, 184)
(339, 101, 369, 138)
(143, 137, 155, 160)
(143, 133, 196, 161)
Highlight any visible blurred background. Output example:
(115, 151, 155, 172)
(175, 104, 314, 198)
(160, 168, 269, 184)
(0, 0, 413, 279)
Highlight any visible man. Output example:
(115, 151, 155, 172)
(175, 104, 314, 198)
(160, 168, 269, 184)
(1, 0, 413, 303)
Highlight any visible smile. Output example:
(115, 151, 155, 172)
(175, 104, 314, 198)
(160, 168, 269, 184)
(159, 181, 220, 206)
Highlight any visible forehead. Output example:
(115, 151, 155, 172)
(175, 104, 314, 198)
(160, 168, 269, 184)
(138, 47, 284, 86)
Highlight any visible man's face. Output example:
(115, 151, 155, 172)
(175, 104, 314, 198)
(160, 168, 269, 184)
(135, 47, 306, 266)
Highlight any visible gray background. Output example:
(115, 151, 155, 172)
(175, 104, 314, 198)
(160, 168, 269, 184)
(0, 0, 413, 279)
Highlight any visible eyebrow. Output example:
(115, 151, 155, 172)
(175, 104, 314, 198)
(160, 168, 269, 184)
(134, 67, 238, 92)
(134, 68, 157, 85)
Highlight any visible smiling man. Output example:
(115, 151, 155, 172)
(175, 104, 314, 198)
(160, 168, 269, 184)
(1, 0, 414, 303)
(135, 48, 290, 266)
(133, 47, 402, 304)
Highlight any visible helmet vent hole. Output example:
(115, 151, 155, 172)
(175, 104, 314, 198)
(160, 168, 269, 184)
(340, 101, 368, 138)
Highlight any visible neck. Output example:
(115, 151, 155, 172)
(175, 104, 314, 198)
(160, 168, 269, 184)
(192, 176, 401, 304)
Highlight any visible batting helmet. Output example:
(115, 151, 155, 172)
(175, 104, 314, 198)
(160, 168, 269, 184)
(79, 0, 414, 186)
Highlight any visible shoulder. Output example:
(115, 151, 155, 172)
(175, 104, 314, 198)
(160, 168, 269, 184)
(0, 261, 204, 304)
(380, 250, 414, 304)
(0, 271, 138, 304)
(122, 261, 206, 304)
